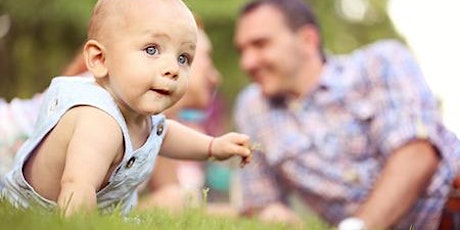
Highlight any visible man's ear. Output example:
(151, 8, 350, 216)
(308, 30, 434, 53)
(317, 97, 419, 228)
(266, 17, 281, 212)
(84, 40, 108, 79)
(297, 25, 321, 55)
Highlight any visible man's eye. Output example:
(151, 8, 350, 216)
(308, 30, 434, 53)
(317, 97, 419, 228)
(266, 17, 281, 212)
(145, 46, 158, 55)
(178, 55, 189, 65)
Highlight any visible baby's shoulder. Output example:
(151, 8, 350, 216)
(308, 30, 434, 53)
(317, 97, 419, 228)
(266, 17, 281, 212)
(40, 76, 125, 151)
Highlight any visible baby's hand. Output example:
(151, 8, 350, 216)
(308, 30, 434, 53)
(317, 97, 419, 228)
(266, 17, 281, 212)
(209, 132, 252, 167)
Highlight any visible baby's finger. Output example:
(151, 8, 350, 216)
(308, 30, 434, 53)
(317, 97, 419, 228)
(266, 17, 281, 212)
(239, 142, 262, 167)
(232, 143, 251, 157)
(240, 154, 252, 167)
(229, 132, 250, 147)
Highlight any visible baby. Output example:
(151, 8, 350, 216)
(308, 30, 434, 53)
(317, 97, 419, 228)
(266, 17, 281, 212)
(1, 0, 251, 217)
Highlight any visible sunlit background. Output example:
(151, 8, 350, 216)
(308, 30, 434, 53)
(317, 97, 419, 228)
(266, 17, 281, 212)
(388, 0, 460, 137)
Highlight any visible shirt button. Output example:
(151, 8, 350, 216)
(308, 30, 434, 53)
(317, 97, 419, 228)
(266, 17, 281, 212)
(344, 168, 360, 184)
(156, 122, 164, 136)
(126, 157, 136, 168)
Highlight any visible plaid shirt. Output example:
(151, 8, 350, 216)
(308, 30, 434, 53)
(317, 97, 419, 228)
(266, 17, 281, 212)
(234, 40, 460, 229)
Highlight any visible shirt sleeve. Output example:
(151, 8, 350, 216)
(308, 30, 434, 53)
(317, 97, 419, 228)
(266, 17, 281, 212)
(364, 40, 458, 175)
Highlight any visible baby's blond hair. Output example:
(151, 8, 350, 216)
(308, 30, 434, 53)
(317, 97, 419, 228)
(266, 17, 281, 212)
(87, 0, 189, 41)
(87, 0, 114, 40)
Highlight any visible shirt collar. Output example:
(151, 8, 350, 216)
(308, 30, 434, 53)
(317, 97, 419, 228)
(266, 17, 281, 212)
(266, 55, 351, 109)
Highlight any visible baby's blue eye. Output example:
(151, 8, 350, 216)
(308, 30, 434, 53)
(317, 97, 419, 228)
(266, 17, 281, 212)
(178, 55, 189, 65)
(145, 46, 158, 55)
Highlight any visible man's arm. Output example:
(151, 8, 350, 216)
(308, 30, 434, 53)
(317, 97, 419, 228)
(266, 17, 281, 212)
(353, 140, 439, 229)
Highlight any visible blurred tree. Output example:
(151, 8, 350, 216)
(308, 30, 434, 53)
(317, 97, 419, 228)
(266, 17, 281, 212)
(0, 0, 402, 111)
(0, 0, 94, 100)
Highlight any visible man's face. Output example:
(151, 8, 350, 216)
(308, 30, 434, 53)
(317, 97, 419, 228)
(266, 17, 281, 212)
(234, 5, 306, 98)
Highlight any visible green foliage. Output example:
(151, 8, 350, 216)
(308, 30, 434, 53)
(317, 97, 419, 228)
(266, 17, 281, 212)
(0, 0, 401, 109)
(0, 0, 94, 99)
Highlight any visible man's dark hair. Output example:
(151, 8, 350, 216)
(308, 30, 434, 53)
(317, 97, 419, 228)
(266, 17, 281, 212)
(239, 0, 326, 62)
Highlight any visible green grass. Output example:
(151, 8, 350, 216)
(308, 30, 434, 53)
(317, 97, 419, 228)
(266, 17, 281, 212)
(0, 199, 330, 230)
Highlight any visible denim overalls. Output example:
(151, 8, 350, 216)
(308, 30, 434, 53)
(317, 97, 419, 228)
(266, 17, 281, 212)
(1, 77, 166, 215)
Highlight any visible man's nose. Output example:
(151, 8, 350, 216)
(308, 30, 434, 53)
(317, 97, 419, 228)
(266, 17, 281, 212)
(240, 49, 258, 72)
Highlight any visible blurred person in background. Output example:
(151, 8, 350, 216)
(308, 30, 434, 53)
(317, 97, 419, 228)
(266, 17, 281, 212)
(232, 0, 460, 229)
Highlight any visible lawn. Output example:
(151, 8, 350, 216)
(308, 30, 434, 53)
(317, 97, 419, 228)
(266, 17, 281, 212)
(0, 198, 330, 230)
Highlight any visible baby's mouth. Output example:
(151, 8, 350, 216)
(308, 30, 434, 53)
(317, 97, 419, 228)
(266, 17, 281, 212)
(152, 88, 171, 96)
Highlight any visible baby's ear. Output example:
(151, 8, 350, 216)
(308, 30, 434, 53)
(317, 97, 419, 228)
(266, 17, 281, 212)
(84, 40, 108, 79)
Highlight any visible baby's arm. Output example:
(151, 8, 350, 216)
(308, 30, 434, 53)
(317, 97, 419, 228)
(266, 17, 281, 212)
(159, 119, 251, 163)
(57, 106, 123, 216)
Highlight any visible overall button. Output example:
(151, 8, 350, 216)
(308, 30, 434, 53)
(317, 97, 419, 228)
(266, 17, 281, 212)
(48, 98, 59, 114)
(126, 157, 136, 168)
(156, 122, 164, 136)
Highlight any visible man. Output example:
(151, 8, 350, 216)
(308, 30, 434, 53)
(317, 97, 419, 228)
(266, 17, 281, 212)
(233, 0, 460, 229)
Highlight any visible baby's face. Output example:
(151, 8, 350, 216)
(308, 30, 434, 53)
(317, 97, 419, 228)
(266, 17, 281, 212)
(101, 0, 197, 116)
